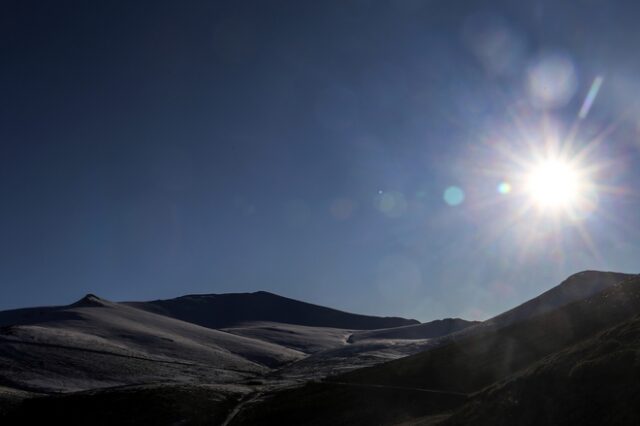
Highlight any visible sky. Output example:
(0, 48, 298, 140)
(2, 0, 640, 321)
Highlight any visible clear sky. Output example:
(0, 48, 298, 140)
(2, 0, 639, 321)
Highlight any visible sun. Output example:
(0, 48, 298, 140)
(525, 158, 585, 211)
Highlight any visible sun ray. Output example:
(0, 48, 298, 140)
(574, 220, 603, 263)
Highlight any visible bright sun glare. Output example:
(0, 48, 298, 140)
(525, 159, 584, 211)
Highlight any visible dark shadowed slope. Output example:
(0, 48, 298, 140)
(2, 384, 246, 426)
(233, 272, 639, 425)
(0, 386, 35, 418)
(484, 270, 633, 328)
(444, 312, 640, 426)
(125, 291, 419, 330)
(232, 381, 467, 426)
(341, 273, 640, 393)
(345, 271, 630, 348)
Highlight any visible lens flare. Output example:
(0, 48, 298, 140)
(458, 80, 627, 268)
(497, 182, 512, 194)
(525, 159, 583, 210)
(444, 186, 465, 206)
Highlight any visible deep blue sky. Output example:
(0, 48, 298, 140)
(2, 0, 639, 320)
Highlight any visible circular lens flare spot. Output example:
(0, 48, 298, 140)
(444, 186, 465, 206)
(497, 182, 512, 194)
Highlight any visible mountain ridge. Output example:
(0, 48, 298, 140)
(124, 290, 420, 330)
(229, 271, 640, 425)
(340, 271, 639, 392)
(2, 270, 638, 425)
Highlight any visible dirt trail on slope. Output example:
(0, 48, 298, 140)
(220, 392, 262, 426)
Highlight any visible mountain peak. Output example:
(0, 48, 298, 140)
(564, 269, 636, 282)
(486, 270, 635, 328)
(71, 294, 109, 308)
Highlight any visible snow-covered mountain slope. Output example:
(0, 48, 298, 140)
(273, 318, 478, 380)
(276, 338, 437, 380)
(348, 318, 478, 343)
(0, 295, 303, 392)
(222, 322, 352, 354)
(0, 291, 475, 394)
(0, 292, 438, 394)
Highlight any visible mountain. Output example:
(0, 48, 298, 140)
(0, 294, 303, 392)
(347, 318, 478, 343)
(0, 291, 421, 394)
(231, 271, 640, 425)
(125, 291, 419, 330)
(3, 270, 638, 425)
(340, 271, 630, 349)
(222, 322, 353, 354)
(0, 289, 474, 425)
(342, 272, 639, 393)
(484, 270, 633, 328)
(444, 312, 640, 426)
(273, 317, 479, 381)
